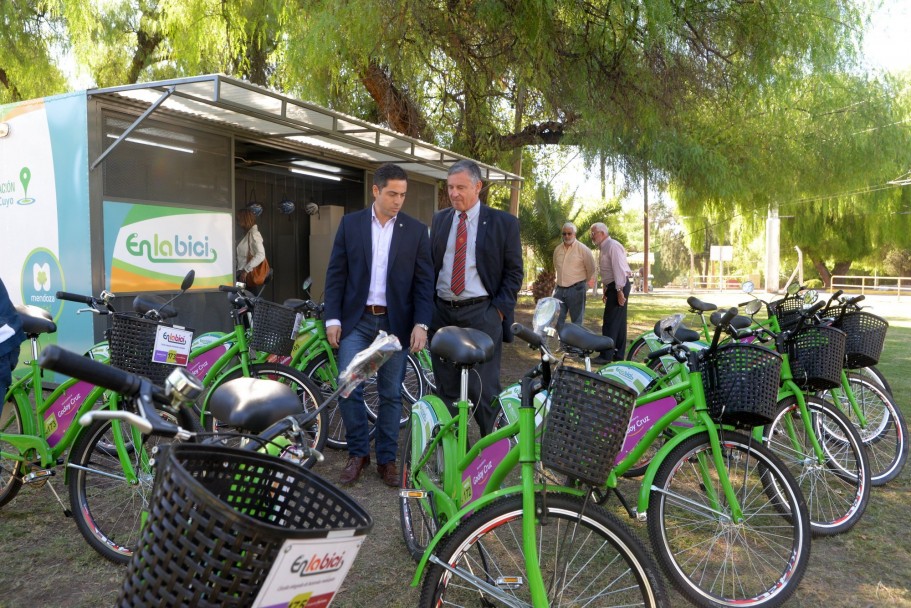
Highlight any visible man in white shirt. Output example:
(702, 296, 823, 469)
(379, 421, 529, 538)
(590, 222, 631, 364)
(324, 164, 434, 486)
(552, 222, 596, 328)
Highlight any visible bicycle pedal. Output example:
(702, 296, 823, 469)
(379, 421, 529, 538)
(24, 469, 55, 485)
(495, 576, 524, 590)
(399, 489, 427, 499)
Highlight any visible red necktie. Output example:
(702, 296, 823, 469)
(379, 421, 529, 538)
(451, 212, 468, 295)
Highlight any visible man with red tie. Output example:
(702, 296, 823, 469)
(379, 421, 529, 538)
(429, 160, 523, 434)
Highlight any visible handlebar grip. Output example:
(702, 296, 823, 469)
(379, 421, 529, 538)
(218, 284, 241, 293)
(831, 289, 844, 300)
(719, 307, 738, 327)
(646, 345, 673, 360)
(55, 291, 95, 305)
(39, 345, 142, 396)
(845, 295, 865, 305)
(511, 323, 542, 348)
(805, 300, 825, 316)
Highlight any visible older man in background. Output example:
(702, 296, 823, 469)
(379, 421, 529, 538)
(552, 222, 595, 328)
(590, 222, 631, 364)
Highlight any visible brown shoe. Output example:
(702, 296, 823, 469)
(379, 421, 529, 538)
(340, 455, 370, 485)
(377, 462, 399, 487)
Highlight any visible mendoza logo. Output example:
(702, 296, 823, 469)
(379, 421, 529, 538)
(289, 551, 347, 577)
(126, 232, 218, 263)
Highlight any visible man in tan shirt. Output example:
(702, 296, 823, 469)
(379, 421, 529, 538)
(552, 222, 596, 328)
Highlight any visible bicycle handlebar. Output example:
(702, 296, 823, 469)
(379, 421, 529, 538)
(511, 323, 543, 348)
(56, 291, 96, 306)
(38, 345, 183, 437)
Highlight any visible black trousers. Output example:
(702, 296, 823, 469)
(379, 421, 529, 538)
(429, 298, 503, 435)
(601, 281, 631, 360)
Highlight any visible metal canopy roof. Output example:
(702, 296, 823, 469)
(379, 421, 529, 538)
(89, 74, 521, 183)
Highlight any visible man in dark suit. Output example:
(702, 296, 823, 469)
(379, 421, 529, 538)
(430, 159, 523, 434)
(324, 163, 434, 486)
(0, 277, 25, 402)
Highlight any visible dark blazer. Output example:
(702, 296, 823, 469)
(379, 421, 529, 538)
(0, 278, 24, 359)
(431, 205, 523, 342)
(324, 208, 434, 345)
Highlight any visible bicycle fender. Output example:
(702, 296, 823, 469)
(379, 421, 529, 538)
(493, 383, 549, 427)
(409, 485, 587, 587)
(597, 361, 660, 394)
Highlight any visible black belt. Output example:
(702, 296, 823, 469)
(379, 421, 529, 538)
(557, 280, 586, 289)
(436, 295, 489, 308)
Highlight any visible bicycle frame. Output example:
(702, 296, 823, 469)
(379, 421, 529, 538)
(409, 372, 585, 605)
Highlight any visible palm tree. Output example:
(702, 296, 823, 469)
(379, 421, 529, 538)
(519, 185, 622, 300)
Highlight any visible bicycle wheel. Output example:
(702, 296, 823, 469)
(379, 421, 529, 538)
(304, 351, 376, 450)
(819, 372, 907, 485)
(211, 363, 327, 468)
(399, 429, 442, 561)
(627, 335, 652, 364)
(0, 402, 24, 508)
(857, 365, 892, 396)
(648, 430, 811, 608)
(764, 394, 870, 535)
(419, 493, 668, 607)
(67, 404, 200, 564)
(366, 352, 423, 427)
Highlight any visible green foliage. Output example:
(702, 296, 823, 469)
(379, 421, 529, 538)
(804, 279, 823, 289)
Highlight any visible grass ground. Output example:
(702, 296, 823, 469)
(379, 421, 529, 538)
(0, 289, 908, 607)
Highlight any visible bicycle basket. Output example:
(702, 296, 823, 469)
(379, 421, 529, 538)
(118, 444, 372, 608)
(541, 366, 636, 487)
(784, 324, 846, 390)
(832, 310, 888, 368)
(109, 313, 189, 386)
(699, 343, 782, 427)
(768, 297, 804, 331)
(250, 299, 298, 356)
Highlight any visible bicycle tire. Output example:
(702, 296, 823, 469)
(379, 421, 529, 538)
(857, 365, 893, 396)
(0, 402, 24, 508)
(818, 372, 907, 485)
(419, 493, 668, 607)
(303, 351, 377, 450)
(764, 394, 870, 535)
(648, 430, 811, 608)
(627, 335, 652, 364)
(209, 363, 327, 468)
(365, 352, 423, 427)
(399, 429, 442, 561)
(67, 404, 201, 564)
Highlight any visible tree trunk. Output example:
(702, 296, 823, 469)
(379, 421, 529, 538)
(810, 259, 851, 289)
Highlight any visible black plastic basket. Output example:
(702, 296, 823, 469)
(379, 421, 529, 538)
(250, 299, 298, 356)
(769, 297, 804, 331)
(832, 310, 888, 368)
(699, 342, 783, 427)
(784, 324, 846, 390)
(541, 366, 636, 487)
(109, 313, 190, 386)
(118, 443, 372, 608)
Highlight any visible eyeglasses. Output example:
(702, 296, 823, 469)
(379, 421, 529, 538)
(562, 232, 573, 235)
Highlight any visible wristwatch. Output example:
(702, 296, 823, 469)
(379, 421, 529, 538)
(416, 323, 429, 331)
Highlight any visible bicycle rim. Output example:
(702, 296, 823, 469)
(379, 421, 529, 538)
(764, 395, 870, 535)
(68, 407, 194, 564)
(819, 372, 907, 485)
(420, 493, 666, 607)
(648, 431, 810, 608)
(400, 430, 442, 561)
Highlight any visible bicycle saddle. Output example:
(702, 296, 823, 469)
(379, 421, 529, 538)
(430, 326, 494, 366)
(709, 311, 752, 330)
(686, 296, 718, 312)
(208, 377, 304, 433)
(15, 304, 56, 335)
(652, 319, 701, 343)
(131, 295, 178, 320)
(558, 322, 614, 354)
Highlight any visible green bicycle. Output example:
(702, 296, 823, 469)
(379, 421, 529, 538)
(404, 297, 668, 607)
